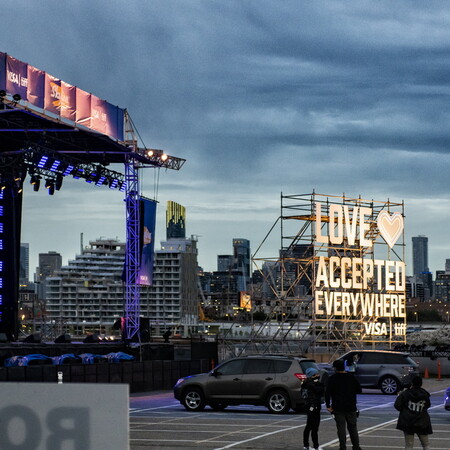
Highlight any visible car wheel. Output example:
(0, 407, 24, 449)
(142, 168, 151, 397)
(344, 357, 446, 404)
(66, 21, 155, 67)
(380, 376, 400, 394)
(182, 388, 206, 411)
(266, 389, 291, 414)
(209, 402, 228, 411)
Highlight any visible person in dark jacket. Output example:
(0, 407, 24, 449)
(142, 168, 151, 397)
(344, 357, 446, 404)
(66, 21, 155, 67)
(325, 359, 362, 450)
(395, 375, 432, 449)
(302, 367, 325, 450)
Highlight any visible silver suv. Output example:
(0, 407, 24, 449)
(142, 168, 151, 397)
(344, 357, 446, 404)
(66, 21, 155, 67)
(174, 355, 327, 414)
(334, 350, 419, 394)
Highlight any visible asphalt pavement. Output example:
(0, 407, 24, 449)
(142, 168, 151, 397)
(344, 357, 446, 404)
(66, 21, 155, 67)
(129, 377, 449, 449)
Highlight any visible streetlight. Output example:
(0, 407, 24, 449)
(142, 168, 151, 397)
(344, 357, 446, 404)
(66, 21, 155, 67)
(414, 311, 418, 323)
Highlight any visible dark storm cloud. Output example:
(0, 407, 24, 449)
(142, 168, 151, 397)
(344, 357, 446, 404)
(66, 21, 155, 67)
(3, 0, 450, 271)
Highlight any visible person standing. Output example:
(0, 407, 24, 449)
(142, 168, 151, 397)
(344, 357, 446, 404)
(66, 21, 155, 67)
(302, 367, 325, 450)
(394, 375, 432, 449)
(325, 359, 362, 450)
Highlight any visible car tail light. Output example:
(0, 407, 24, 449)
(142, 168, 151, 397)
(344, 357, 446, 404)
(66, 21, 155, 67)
(295, 373, 307, 381)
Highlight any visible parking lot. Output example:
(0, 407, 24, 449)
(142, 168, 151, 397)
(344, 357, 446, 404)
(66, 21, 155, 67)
(129, 378, 449, 449)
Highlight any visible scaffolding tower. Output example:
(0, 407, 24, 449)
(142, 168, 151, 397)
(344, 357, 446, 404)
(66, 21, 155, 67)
(220, 192, 406, 360)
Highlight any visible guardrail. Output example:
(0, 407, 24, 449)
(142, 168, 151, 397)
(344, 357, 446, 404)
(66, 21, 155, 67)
(393, 344, 450, 359)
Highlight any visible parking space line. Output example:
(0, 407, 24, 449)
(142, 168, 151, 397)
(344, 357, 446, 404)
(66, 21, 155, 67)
(130, 403, 180, 413)
(210, 415, 337, 450)
(321, 403, 444, 449)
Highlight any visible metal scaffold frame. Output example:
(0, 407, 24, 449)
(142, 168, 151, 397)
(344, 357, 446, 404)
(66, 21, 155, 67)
(220, 192, 406, 360)
(121, 111, 186, 340)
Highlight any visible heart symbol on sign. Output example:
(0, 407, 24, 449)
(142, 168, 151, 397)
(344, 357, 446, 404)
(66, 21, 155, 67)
(377, 211, 404, 248)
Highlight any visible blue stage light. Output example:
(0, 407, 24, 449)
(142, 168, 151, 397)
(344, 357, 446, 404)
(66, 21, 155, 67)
(63, 165, 74, 176)
(50, 160, 61, 172)
(37, 156, 48, 168)
(96, 176, 106, 186)
(119, 182, 126, 192)
(109, 179, 119, 189)
(73, 168, 84, 179)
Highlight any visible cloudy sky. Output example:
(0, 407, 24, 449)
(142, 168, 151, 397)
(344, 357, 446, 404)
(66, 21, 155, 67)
(3, 1, 450, 275)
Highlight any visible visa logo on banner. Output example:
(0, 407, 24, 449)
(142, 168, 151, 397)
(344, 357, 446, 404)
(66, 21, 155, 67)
(7, 70, 27, 88)
(0, 52, 124, 141)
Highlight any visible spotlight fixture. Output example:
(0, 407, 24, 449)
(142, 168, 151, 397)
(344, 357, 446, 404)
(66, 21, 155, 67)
(55, 174, 63, 191)
(16, 180, 23, 194)
(12, 93, 21, 102)
(161, 154, 168, 161)
(31, 176, 41, 192)
(147, 150, 154, 157)
(0, 90, 6, 97)
(45, 179, 55, 195)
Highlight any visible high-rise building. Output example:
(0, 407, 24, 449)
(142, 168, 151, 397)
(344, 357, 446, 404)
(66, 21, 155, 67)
(412, 235, 432, 299)
(445, 259, 450, 273)
(46, 200, 200, 337)
(233, 238, 250, 291)
(147, 236, 199, 328)
(166, 200, 186, 239)
(36, 251, 62, 300)
(434, 270, 450, 302)
(217, 255, 233, 271)
(19, 243, 29, 286)
(412, 235, 428, 276)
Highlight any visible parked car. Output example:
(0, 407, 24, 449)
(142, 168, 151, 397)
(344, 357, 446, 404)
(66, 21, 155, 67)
(174, 355, 328, 414)
(445, 387, 450, 411)
(319, 350, 419, 395)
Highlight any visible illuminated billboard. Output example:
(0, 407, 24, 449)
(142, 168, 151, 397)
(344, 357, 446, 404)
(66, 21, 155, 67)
(312, 197, 406, 341)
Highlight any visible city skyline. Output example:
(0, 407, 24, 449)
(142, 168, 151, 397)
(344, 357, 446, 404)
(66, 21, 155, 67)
(3, 2, 450, 274)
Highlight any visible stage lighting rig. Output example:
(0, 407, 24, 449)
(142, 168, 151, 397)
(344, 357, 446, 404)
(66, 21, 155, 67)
(21, 145, 126, 194)
(132, 147, 186, 171)
(0, 145, 128, 195)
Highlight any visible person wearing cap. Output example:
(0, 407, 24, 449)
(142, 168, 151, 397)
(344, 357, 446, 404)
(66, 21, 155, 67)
(325, 359, 363, 450)
(301, 367, 325, 450)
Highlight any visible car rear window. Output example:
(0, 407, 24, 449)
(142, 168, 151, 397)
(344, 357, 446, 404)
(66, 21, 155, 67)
(245, 359, 274, 374)
(357, 352, 412, 365)
(382, 353, 411, 364)
(299, 360, 318, 373)
(272, 360, 292, 373)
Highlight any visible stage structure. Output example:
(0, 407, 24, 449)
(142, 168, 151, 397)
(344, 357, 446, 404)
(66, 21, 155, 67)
(0, 52, 185, 341)
(221, 192, 406, 359)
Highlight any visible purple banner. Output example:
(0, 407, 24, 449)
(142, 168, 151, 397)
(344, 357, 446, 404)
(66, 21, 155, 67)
(6, 55, 28, 101)
(106, 103, 124, 141)
(27, 65, 44, 108)
(137, 199, 157, 286)
(91, 94, 107, 134)
(0, 52, 125, 141)
(0, 53, 5, 91)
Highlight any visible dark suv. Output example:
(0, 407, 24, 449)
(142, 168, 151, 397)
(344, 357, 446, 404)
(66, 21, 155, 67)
(174, 355, 327, 414)
(326, 350, 419, 394)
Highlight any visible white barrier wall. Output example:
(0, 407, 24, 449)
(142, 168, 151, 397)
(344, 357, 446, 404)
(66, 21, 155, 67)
(0, 382, 129, 450)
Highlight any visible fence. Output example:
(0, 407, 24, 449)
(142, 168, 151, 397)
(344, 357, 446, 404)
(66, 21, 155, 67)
(0, 359, 211, 393)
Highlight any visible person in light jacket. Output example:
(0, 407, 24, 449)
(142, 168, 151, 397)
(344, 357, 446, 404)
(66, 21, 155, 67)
(395, 375, 432, 449)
